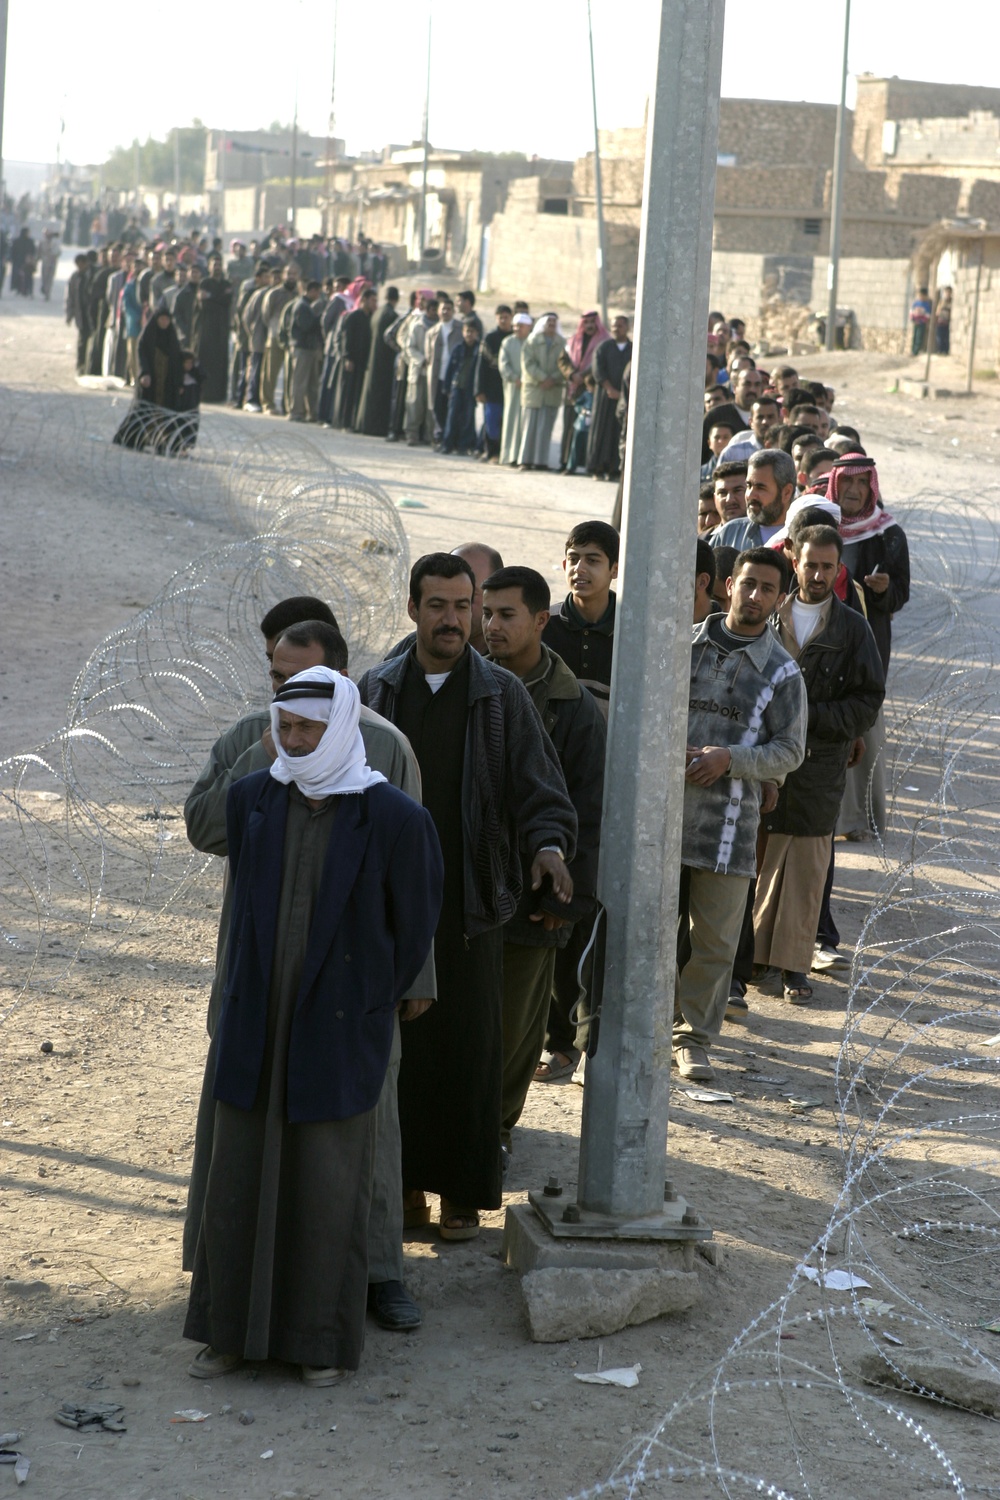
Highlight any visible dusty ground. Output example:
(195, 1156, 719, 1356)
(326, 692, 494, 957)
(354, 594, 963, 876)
(1, 266, 999, 1500)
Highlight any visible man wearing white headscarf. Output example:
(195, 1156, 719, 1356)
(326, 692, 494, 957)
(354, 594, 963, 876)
(498, 313, 532, 465)
(518, 313, 567, 470)
(184, 667, 443, 1388)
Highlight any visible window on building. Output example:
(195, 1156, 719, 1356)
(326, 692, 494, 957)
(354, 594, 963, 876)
(542, 198, 569, 215)
(803, 219, 822, 236)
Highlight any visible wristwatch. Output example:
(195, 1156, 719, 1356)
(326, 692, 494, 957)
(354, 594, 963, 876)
(537, 845, 565, 860)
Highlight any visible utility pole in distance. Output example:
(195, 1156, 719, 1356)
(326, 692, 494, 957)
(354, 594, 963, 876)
(0, 0, 8, 212)
(824, 0, 851, 352)
(507, 1, 726, 1296)
(586, 0, 609, 327)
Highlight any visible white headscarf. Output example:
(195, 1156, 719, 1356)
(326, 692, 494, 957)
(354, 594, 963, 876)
(513, 312, 533, 327)
(768, 495, 842, 549)
(529, 312, 563, 341)
(269, 667, 386, 799)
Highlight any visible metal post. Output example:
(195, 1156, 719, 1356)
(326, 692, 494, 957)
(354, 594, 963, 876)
(174, 128, 181, 211)
(133, 140, 141, 207)
(587, 0, 609, 327)
(290, 103, 298, 231)
(324, 0, 339, 236)
(219, 132, 226, 233)
(572, 0, 726, 1224)
(966, 239, 985, 395)
(0, 0, 8, 213)
(824, 0, 851, 352)
(418, 12, 432, 263)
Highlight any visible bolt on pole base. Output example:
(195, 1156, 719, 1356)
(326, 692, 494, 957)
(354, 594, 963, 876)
(526, 1188, 711, 1243)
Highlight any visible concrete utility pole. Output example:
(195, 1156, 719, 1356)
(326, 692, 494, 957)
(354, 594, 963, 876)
(570, 0, 726, 1227)
(586, 0, 609, 327)
(0, 0, 8, 212)
(418, 12, 432, 263)
(824, 0, 852, 352)
(174, 128, 181, 210)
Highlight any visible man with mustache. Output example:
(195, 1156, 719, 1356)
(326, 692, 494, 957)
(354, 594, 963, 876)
(358, 554, 577, 1240)
(711, 448, 796, 553)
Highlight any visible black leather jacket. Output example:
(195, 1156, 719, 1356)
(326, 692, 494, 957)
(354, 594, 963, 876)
(763, 592, 885, 838)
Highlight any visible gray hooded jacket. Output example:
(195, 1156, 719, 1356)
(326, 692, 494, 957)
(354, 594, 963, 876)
(683, 618, 807, 878)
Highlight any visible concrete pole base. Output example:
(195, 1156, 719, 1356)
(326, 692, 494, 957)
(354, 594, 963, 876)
(503, 1203, 704, 1343)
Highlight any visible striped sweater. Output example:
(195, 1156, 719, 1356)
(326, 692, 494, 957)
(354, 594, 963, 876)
(683, 618, 807, 878)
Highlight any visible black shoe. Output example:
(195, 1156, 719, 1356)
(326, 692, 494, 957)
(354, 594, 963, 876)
(367, 1280, 422, 1331)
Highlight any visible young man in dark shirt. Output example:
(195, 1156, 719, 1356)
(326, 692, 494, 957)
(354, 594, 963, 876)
(537, 520, 619, 1080)
(541, 520, 618, 724)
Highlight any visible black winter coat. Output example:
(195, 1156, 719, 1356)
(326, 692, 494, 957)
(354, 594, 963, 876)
(843, 522, 909, 673)
(763, 593, 885, 838)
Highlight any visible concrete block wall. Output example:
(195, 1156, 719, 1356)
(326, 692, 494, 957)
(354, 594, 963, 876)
(947, 244, 1000, 370)
(485, 210, 602, 309)
(833, 257, 911, 351)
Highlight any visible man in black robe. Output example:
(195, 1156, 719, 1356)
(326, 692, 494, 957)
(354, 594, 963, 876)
(331, 286, 377, 431)
(355, 286, 400, 436)
(85, 247, 115, 374)
(587, 315, 632, 480)
(66, 254, 91, 374)
(358, 554, 577, 1240)
(474, 305, 511, 461)
(317, 276, 351, 426)
(192, 254, 233, 403)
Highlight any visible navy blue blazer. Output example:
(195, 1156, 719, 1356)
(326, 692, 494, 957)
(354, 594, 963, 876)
(213, 771, 443, 1124)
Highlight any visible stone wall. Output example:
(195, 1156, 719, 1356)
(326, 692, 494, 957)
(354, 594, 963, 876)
(708, 250, 911, 354)
(718, 98, 840, 169)
(485, 209, 638, 311)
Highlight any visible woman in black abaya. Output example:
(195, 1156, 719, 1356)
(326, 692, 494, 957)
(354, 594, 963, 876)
(114, 302, 191, 454)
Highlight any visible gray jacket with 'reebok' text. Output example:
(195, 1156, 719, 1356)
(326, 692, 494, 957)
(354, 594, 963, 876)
(683, 619, 807, 878)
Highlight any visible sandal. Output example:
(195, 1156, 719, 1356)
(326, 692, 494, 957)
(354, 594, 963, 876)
(533, 1048, 580, 1082)
(439, 1200, 480, 1241)
(402, 1190, 431, 1230)
(782, 970, 814, 1005)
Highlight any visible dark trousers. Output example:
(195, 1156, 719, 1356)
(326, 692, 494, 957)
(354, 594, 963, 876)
(501, 943, 557, 1148)
(247, 350, 263, 407)
(442, 387, 476, 453)
(815, 840, 840, 949)
(230, 346, 247, 406)
(544, 919, 595, 1057)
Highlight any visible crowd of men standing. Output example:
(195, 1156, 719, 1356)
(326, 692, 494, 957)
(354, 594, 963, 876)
(177, 296, 911, 1377)
(57, 229, 913, 1386)
(64, 228, 634, 478)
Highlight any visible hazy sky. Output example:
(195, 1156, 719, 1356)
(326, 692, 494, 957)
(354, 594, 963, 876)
(5, 0, 998, 168)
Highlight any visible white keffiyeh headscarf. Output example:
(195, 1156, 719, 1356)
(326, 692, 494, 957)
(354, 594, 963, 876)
(269, 667, 386, 799)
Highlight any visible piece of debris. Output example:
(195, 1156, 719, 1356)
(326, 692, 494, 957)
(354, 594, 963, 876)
(682, 1088, 734, 1104)
(574, 1364, 642, 1388)
(40, 1041, 54, 1054)
(14, 1456, 29, 1485)
(54, 1401, 126, 1432)
(859, 1345, 1000, 1416)
(238, 1410, 255, 1425)
(797, 1265, 871, 1291)
(171, 1410, 210, 1423)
